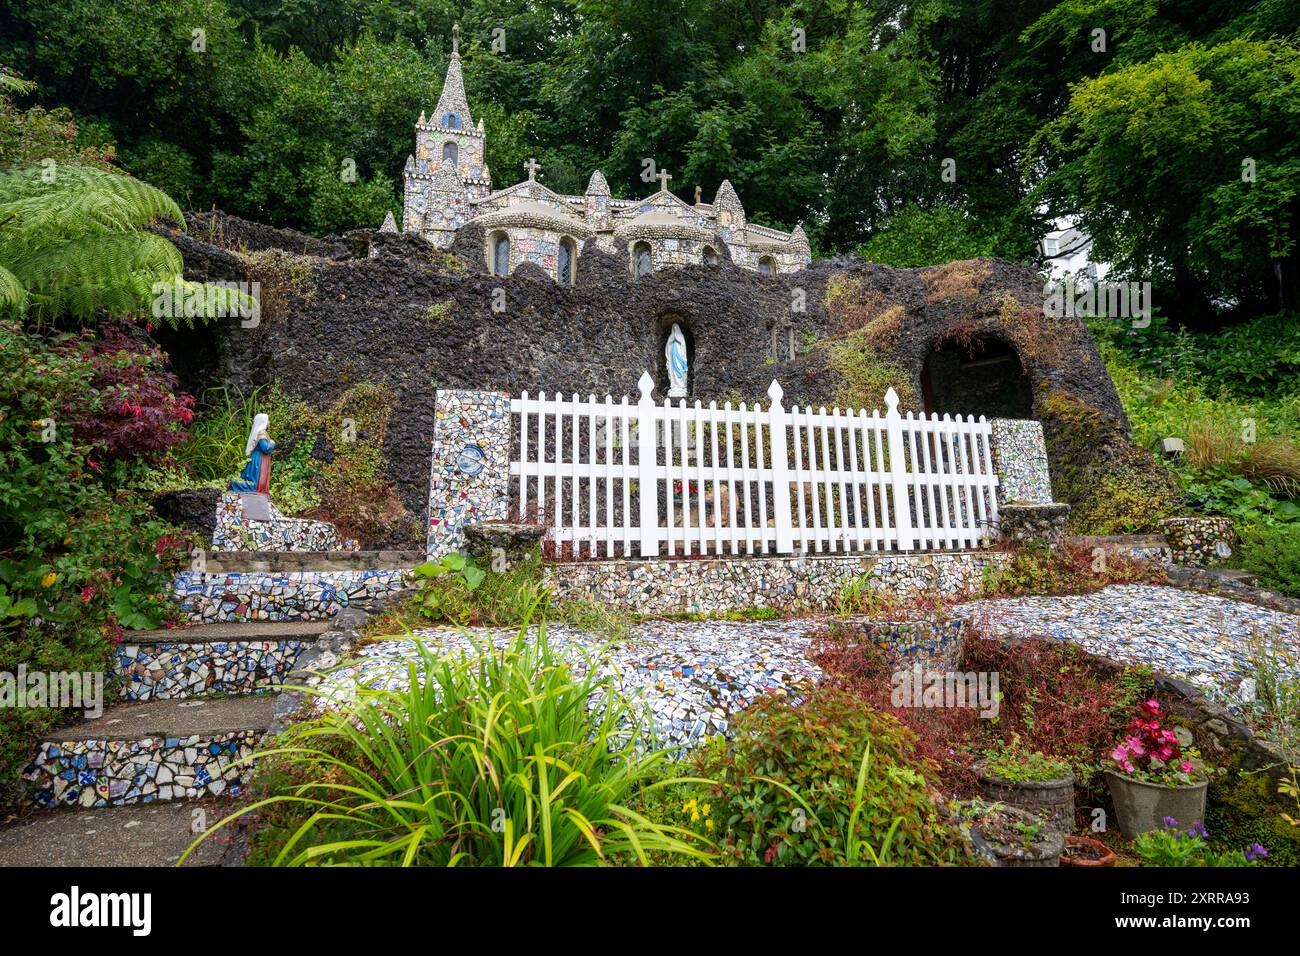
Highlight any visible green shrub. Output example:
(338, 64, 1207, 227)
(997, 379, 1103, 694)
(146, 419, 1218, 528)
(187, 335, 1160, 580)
(409, 550, 626, 641)
(978, 744, 1072, 783)
(684, 689, 969, 866)
(1235, 524, 1300, 598)
(198, 624, 708, 866)
(0, 321, 188, 796)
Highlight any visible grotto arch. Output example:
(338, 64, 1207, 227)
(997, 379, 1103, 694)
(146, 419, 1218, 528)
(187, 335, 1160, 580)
(920, 334, 1033, 420)
(653, 313, 694, 398)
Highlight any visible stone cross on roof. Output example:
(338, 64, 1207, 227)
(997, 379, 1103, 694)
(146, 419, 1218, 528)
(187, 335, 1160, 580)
(524, 157, 541, 181)
(452, 23, 460, 56)
(656, 168, 672, 191)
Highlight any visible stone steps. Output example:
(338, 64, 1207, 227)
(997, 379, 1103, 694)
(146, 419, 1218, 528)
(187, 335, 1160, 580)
(171, 566, 411, 623)
(117, 620, 330, 702)
(202, 549, 424, 573)
(0, 799, 245, 867)
(23, 695, 276, 811)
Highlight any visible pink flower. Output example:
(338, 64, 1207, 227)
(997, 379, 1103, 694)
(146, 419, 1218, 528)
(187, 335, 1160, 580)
(1180, 761, 1194, 773)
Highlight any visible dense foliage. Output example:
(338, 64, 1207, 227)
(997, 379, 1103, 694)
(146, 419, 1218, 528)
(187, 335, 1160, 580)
(1092, 312, 1300, 593)
(682, 688, 969, 866)
(0, 320, 189, 791)
(220, 627, 709, 866)
(1, 1, 1296, 322)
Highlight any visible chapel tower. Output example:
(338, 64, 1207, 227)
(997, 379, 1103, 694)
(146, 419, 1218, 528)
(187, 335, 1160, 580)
(402, 24, 493, 247)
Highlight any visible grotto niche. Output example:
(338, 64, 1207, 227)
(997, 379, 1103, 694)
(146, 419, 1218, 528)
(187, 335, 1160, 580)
(921, 335, 1034, 420)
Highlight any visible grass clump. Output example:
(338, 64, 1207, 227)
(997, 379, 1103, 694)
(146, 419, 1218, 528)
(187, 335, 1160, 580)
(199, 623, 710, 866)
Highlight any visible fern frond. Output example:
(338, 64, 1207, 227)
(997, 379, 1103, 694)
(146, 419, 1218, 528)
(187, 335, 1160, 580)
(0, 263, 27, 315)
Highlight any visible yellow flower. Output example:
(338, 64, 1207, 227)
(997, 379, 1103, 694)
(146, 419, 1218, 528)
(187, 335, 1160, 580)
(41, 571, 57, 588)
(690, 811, 700, 823)
(705, 818, 714, 830)
(701, 803, 711, 816)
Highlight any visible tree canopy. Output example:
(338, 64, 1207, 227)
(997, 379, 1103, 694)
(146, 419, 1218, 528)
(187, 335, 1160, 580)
(2, 0, 1296, 322)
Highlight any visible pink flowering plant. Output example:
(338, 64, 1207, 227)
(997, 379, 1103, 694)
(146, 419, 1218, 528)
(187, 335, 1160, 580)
(1110, 699, 1213, 785)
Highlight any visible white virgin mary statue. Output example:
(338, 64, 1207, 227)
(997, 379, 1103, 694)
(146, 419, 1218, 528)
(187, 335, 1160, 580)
(666, 323, 688, 398)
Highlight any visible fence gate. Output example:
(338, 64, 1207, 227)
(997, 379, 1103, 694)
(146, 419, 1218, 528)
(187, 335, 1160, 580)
(509, 371, 999, 559)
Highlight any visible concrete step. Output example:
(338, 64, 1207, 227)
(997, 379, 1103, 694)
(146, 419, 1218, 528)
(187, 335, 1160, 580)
(23, 696, 276, 811)
(203, 549, 423, 573)
(117, 621, 330, 701)
(1209, 567, 1259, 587)
(0, 799, 245, 867)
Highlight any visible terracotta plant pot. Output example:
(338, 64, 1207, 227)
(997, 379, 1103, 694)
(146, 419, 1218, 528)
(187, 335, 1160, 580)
(1060, 834, 1117, 868)
(973, 760, 1076, 831)
(1105, 770, 1208, 838)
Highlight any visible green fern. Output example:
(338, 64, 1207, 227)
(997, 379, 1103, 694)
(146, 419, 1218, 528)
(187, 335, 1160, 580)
(0, 163, 254, 325)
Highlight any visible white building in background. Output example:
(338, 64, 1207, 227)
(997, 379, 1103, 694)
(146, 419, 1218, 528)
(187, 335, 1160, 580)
(1040, 218, 1110, 283)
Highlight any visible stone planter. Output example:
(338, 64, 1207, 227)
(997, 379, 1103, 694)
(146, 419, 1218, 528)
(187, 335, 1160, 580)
(462, 521, 544, 576)
(1105, 771, 1208, 838)
(1060, 834, 1117, 868)
(1159, 516, 1236, 567)
(962, 801, 1064, 868)
(997, 502, 1072, 550)
(974, 761, 1076, 831)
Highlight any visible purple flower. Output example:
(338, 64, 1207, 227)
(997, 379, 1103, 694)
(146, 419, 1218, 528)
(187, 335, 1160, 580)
(1162, 816, 1179, 828)
(1190, 821, 1208, 839)
(1245, 843, 1269, 862)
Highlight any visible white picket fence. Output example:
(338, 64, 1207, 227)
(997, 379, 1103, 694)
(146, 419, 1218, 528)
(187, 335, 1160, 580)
(509, 371, 1000, 559)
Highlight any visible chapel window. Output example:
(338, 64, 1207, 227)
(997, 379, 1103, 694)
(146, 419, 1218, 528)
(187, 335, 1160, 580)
(444, 113, 461, 129)
(442, 141, 458, 165)
(703, 246, 718, 266)
(492, 234, 510, 276)
(634, 242, 653, 277)
(758, 256, 775, 276)
(559, 238, 576, 285)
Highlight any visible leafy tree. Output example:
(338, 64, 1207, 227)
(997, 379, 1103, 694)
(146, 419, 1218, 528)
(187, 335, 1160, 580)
(1031, 38, 1300, 323)
(858, 205, 999, 267)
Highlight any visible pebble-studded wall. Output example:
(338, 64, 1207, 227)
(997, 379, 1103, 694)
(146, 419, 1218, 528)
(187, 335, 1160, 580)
(165, 212, 1135, 546)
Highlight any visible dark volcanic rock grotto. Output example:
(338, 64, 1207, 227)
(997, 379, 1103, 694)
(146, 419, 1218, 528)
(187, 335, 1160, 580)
(161, 212, 1167, 538)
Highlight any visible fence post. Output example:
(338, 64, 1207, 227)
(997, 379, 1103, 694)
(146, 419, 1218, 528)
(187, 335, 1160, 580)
(884, 388, 916, 551)
(636, 371, 659, 558)
(766, 380, 795, 553)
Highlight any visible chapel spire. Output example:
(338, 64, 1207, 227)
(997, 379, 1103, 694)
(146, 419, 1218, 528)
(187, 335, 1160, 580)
(433, 24, 472, 130)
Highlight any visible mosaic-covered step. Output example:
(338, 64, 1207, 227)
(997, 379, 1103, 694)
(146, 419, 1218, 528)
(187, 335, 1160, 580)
(117, 621, 328, 701)
(213, 492, 359, 552)
(23, 696, 274, 810)
(172, 568, 410, 623)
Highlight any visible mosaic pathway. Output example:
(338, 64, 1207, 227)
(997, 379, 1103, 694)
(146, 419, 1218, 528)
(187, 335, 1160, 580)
(314, 619, 830, 752)
(954, 584, 1300, 707)
(307, 585, 1299, 751)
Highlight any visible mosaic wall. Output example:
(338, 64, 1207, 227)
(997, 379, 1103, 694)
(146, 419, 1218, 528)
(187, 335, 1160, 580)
(838, 618, 968, 668)
(483, 223, 582, 281)
(427, 389, 512, 558)
(172, 569, 409, 623)
(989, 419, 1054, 505)
(212, 492, 357, 552)
(117, 639, 312, 701)
(543, 551, 1009, 615)
(1159, 516, 1237, 567)
(24, 732, 259, 809)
